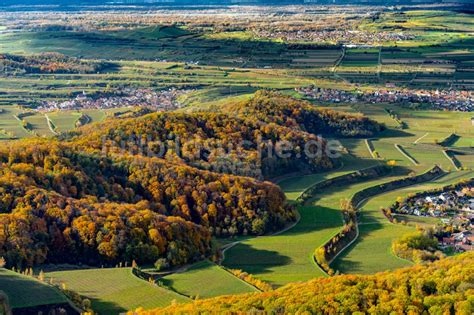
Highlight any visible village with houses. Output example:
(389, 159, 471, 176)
(255, 29, 414, 45)
(35, 88, 192, 112)
(393, 184, 474, 253)
(298, 86, 474, 112)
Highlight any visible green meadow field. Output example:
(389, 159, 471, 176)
(45, 268, 189, 314)
(0, 269, 67, 309)
(223, 161, 404, 286)
(161, 260, 258, 299)
(332, 170, 474, 274)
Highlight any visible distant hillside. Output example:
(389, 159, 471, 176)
(225, 91, 383, 138)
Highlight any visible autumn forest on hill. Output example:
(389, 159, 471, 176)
(0, 92, 381, 269)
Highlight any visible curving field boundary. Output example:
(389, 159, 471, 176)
(314, 165, 445, 275)
(296, 164, 389, 204)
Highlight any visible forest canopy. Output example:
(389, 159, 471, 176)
(225, 91, 383, 137)
(0, 140, 294, 268)
(0, 92, 380, 269)
(0, 53, 111, 75)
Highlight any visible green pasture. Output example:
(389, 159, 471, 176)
(21, 112, 55, 137)
(0, 105, 31, 139)
(45, 268, 189, 314)
(223, 164, 404, 287)
(0, 269, 67, 309)
(161, 260, 258, 299)
(332, 170, 474, 275)
(47, 111, 82, 133)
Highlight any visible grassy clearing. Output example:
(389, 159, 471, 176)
(0, 269, 67, 309)
(46, 268, 189, 315)
(332, 170, 474, 275)
(161, 260, 258, 299)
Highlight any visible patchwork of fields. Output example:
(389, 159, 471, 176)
(0, 5, 474, 314)
(223, 155, 396, 286)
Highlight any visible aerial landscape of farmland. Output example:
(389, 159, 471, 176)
(0, 0, 473, 314)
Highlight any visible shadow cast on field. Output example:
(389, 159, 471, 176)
(378, 128, 415, 139)
(89, 298, 127, 315)
(283, 206, 343, 236)
(224, 243, 292, 274)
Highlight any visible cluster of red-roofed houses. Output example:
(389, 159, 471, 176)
(297, 86, 474, 112)
(395, 185, 474, 253)
(36, 88, 192, 112)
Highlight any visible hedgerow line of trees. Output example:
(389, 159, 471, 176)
(315, 165, 445, 275)
(0, 53, 111, 75)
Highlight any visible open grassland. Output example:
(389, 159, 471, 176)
(332, 170, 474, 275)
(161, 260, 258, 299)
(47, 111, 82, 133)
(0, 269, 67, 309)
(223, 162, 405, 287)
(46, 268, 189, 315)
(0, 105, 31, 139)
(22, 112, 56, 137)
